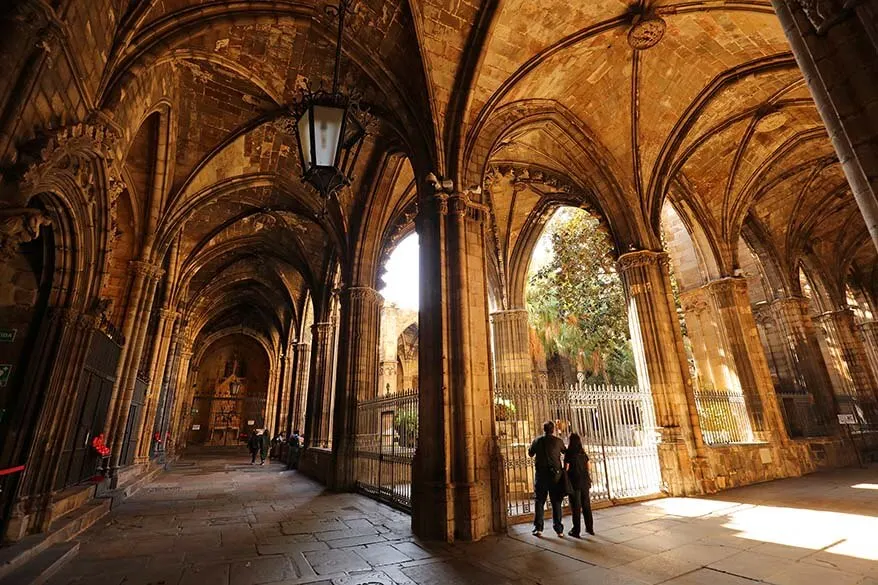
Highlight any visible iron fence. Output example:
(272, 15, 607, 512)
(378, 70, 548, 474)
(494, 382, 662, 519)
(693, 388, 755, 445)
(354, 388, 418, 510)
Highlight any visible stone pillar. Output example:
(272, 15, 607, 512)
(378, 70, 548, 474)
(151, 315, 183, 458)
(265, 361, 280, 433)
(135, 307, 178, 463)
(304, 322, 335, 449)
(276, 351, 294, 435)
(489, 308, 533, 386)
(616, 250, 702, 496)
(379, 360, 397, 396)
(291, 342, 310, 434)
(104, 261, 150, 441)
(771, 0, 878, 252)
(753, 302, 800, 393)
(680, 287, 733, 392)
(705, 278, 789, 442)
(770, 297, 839, 429)
(412, 184, 504, 542)
(860, 321, 878, 385)
(820, 309, 878, 416)
(107, 262, 163, 477)
(330, 286, 382, 490)
(166, 343, 193, 458)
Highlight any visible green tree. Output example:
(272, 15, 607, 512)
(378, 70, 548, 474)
(527, 208, 636, 385)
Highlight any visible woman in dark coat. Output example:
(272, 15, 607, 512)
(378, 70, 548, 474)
(259, 429, 270, 465)
(564, 432, 594, 537)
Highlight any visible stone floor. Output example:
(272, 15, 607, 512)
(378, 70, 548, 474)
(46, 450, 878, 585)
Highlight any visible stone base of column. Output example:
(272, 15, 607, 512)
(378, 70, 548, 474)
(657, 436, 702, 497)
(411, 443, 505, 542)
(328, 443, 355, 491)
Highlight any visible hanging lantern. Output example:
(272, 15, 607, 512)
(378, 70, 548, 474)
(294, 91, 365, 198)
(293, 0, 367, 200)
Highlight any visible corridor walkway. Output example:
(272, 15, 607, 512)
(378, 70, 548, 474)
(47, 452, 878, 585)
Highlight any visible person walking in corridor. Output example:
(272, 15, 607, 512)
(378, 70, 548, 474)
(259, 428, 270, 465)
(564, 432, 594, 537)
(528, 420, 566, 537)
(288, 429, 302, 470)
(248, 430, 260, 465)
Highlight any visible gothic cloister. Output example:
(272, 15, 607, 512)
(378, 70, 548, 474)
(1, 0, 878, 581)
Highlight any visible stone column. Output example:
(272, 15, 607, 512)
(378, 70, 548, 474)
(705, 278, 789, 442)
(276, 351, 294, 435)
(616, 250, 702, 496)
(304, 322, 335, 449)
(379, 361, 397, 396)
(860, 321, 878, 386)
(770, 297, 839, 429)
(771, 0, 878, 252)
(412, 184, 504, 542)
(489, 308, 533, 386)
(291, 342, 310, 434)
(135, 307, 178, 463)
(820, 309, 878, 414)
(680, 287, 732, 391)
(330, 286, 382, 490)
(151, 315, 183, 458)
(166, 343, 193, 458)
(107, 263, 163, 477)
(104, 261, 150, 441)
(265, 361, 280, 433)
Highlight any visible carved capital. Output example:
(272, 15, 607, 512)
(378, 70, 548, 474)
(680, 289, 710, 316)
(0, 208, 51, 260)
(489, 309, 529, 325)
(615, 249, 667, 273)
(752, 302, 775, 327)
(341, 286, 383, 307)
(794, 0, 850, 33)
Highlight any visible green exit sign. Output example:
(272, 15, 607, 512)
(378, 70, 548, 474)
(0, 329, 16, 343)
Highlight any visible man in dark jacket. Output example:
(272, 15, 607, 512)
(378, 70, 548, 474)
(247, 430, 260, 464)
(528, 420, 566, 537)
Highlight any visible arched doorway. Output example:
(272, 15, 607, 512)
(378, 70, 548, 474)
(188, 334, 270, 446)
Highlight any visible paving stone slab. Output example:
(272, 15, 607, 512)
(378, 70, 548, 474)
(303, 549, 372, 575)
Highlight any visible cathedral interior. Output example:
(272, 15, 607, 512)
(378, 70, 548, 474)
(0, 0, 877, 582)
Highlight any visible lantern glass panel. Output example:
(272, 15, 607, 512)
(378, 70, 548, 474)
(297, 109, 312, 171)
(313, 105, 344, 167)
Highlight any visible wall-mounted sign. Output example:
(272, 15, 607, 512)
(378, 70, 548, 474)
(191, 424, 201, 431)
(0, 329, 16, 343)
(247, 420, 255, 426)
(838, 414, 857, 425)
(0, 365, 12, 387)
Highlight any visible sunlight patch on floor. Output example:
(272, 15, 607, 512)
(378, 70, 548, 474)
(637, 497, 878, 562)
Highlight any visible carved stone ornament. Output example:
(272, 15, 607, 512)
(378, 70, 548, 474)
(616, 249, 668, 272)
(795, 0, 847, 33)
(628, 16, 666, 50)
(271, 115, 298, 135)
(20, 122, 121, 196)
(0, 208, 52, 260)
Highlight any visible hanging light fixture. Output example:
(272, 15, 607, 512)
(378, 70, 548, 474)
(293, 0, 367, 201)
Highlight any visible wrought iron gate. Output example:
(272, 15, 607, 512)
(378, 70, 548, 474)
(494, 382, 662, 518)
(355, 388, 418, 510)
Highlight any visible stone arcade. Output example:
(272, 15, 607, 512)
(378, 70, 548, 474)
(0, 0, 877, 567)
